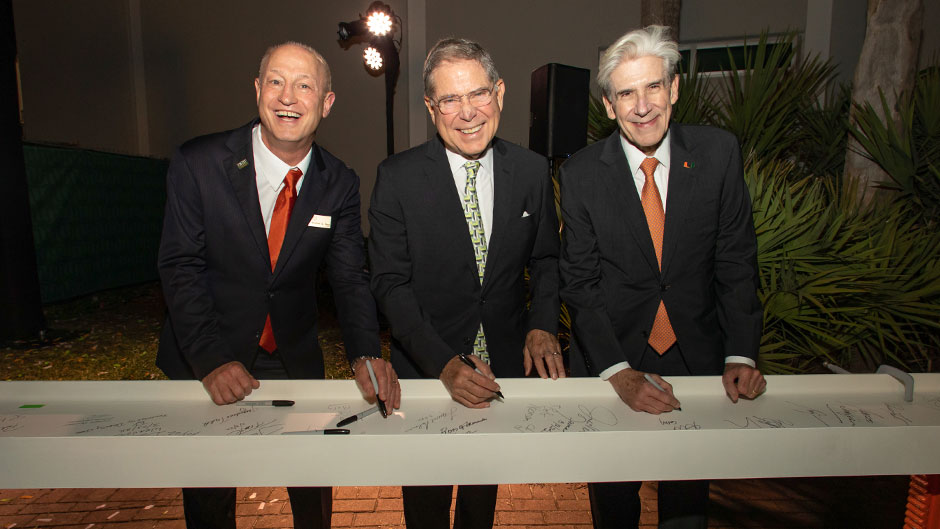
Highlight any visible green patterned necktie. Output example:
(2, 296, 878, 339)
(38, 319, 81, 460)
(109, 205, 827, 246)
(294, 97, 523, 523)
(462, 160, 489, 364)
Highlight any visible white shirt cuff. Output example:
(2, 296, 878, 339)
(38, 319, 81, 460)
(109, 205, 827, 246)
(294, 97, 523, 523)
(598, 356, 753, 379)
(599, 361, 631, 380)
(725, 356, 755, 368)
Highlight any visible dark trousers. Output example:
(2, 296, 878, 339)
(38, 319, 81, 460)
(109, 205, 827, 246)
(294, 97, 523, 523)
(182, 349, 332, 529)
(588, 344, 709, 529)
(402, 484, 498, 529)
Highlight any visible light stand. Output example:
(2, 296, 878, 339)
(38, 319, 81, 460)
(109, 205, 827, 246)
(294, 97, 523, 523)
(337, 2, 402, 156)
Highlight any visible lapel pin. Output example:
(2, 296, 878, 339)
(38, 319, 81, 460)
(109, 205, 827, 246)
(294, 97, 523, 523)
(236, 159, 249, 169)
(683, 161, 695, 169)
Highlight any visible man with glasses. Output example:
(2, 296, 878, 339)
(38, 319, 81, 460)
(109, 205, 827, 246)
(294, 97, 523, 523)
(368, 38, 562, 529)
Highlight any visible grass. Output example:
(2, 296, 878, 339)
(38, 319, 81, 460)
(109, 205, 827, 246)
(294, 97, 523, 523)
(0, 282, 358, 382)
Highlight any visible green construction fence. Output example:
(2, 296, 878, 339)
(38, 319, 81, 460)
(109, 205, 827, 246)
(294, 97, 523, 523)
(24, 143, 168, 303)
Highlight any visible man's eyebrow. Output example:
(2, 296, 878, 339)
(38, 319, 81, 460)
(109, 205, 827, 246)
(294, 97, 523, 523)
(437, 85, 490, 99)
(265, 68, 313, 80)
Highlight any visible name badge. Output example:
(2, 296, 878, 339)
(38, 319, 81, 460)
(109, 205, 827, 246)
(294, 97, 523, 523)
(308, 214, 332, 229)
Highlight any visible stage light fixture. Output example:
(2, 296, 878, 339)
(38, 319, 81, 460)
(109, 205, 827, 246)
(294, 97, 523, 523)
(364, 47, 383, 70)
(336, 19, 367, 42)
(337, 2, 402, 155)
(366, 10, 392, 36)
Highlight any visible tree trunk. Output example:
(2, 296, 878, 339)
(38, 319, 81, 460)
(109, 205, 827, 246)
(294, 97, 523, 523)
(641, 0, 681, 37)
(844, 0, 923, 203)
(0, 1, 45, 341)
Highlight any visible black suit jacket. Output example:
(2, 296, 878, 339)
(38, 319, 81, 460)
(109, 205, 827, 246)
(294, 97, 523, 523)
(157, 120, 379, 380)
(368, 137, 560, 379)
(560, 124, 761, 377)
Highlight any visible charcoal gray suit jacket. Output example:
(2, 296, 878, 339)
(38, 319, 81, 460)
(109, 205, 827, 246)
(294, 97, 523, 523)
(368, 136, 560, 379)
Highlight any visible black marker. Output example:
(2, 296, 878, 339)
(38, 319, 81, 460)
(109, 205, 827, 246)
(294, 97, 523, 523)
(237, 400, 295, 407)
(458, 354, 504, 400)
(336, 405, 380, 427)
(282, 429, 350, 435)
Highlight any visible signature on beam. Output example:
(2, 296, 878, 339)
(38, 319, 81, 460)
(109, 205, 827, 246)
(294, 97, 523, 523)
(724, 416, 793, 429)
(0, 415, 25, 433)
(225, 419, 282, 436)
(328, 403, 352, 413)
(659, 417, 702, 430)
(203, 407, 254, 428)
(514, 404, 617, 433)
(783, 401, 907, 427)
(440, 418, 487, 434)
(404, 407, 459, 433)
(884, 403, 912, 425)
(67, 415, 114, 426)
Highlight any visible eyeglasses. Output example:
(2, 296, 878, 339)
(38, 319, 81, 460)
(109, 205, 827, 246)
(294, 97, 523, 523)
(432, 85, 498, 115)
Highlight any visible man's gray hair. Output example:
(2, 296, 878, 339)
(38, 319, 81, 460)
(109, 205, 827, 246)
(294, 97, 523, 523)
(597, 25, 680, 101)
(258, 41, 332, 92)
(423, 38, 499, 99)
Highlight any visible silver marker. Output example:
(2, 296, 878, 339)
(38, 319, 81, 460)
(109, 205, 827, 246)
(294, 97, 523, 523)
(644, 373, 681, 411)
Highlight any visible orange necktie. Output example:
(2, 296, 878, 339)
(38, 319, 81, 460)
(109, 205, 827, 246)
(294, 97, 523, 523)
(259, 167, 303, 353)
(640, 157, 676, 355)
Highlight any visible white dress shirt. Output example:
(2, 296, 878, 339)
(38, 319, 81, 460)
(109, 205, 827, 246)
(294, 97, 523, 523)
(252, 124, 313, 236)
(445, 147, 495, 239)
(599, 132, 753, 380)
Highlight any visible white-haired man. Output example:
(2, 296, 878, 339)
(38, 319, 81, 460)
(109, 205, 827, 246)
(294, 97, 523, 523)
(560, 26, 766, 528)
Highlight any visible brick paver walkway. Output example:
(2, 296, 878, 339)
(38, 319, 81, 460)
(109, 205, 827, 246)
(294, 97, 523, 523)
(0, 476, 909, 529)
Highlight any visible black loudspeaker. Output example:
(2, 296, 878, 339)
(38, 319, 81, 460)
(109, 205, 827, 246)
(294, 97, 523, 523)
(529, 63, 590, 158)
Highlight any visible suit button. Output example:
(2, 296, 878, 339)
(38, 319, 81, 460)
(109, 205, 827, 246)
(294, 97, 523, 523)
(268, 292, 275, 299)
(661, 284, 669, 292)
(480, 298, 486, 304)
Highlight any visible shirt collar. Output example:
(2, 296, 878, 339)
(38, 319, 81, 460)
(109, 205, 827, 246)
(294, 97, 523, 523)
(620, 129, 671, 174)
(445, 146, 494, 179)
(252, 124, 313, 190)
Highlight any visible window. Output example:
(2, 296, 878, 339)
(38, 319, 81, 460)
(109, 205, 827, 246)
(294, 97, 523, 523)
(679, 37, 794, 75)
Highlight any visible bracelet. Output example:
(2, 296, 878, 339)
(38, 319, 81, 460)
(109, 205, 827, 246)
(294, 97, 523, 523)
(350, 355, 380, 375)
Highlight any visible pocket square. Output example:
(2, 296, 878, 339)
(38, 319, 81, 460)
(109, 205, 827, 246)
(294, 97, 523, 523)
(308, 214, 332, 229)
(521, 211, 531, 218)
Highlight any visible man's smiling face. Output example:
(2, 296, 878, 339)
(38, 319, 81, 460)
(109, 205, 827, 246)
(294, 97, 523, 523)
(254, 44, 335, 162)
(424, 59, 504, 160)
(602, 55, 678, 155)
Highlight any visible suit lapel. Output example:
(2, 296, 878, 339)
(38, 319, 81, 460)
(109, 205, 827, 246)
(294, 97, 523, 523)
(599, 132, 660, 274)
(663, 124, 696, 277)
(272, 144, 327, 278)
(425, 139, 479, 280)
(224, 124, 270, 268)
(483, 139, 513, 288)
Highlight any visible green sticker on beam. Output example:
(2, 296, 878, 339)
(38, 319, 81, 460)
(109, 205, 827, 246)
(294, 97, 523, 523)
(19, 404, 44, 408)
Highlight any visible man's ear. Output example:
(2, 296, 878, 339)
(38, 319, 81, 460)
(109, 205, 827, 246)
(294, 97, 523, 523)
(602, 95, 616, 120)
(424, 97, 438, 125)
(322, 92, 336, 118)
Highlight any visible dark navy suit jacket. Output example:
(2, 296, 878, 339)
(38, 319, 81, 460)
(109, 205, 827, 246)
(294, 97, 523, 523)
(157, 120, 379, 380)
